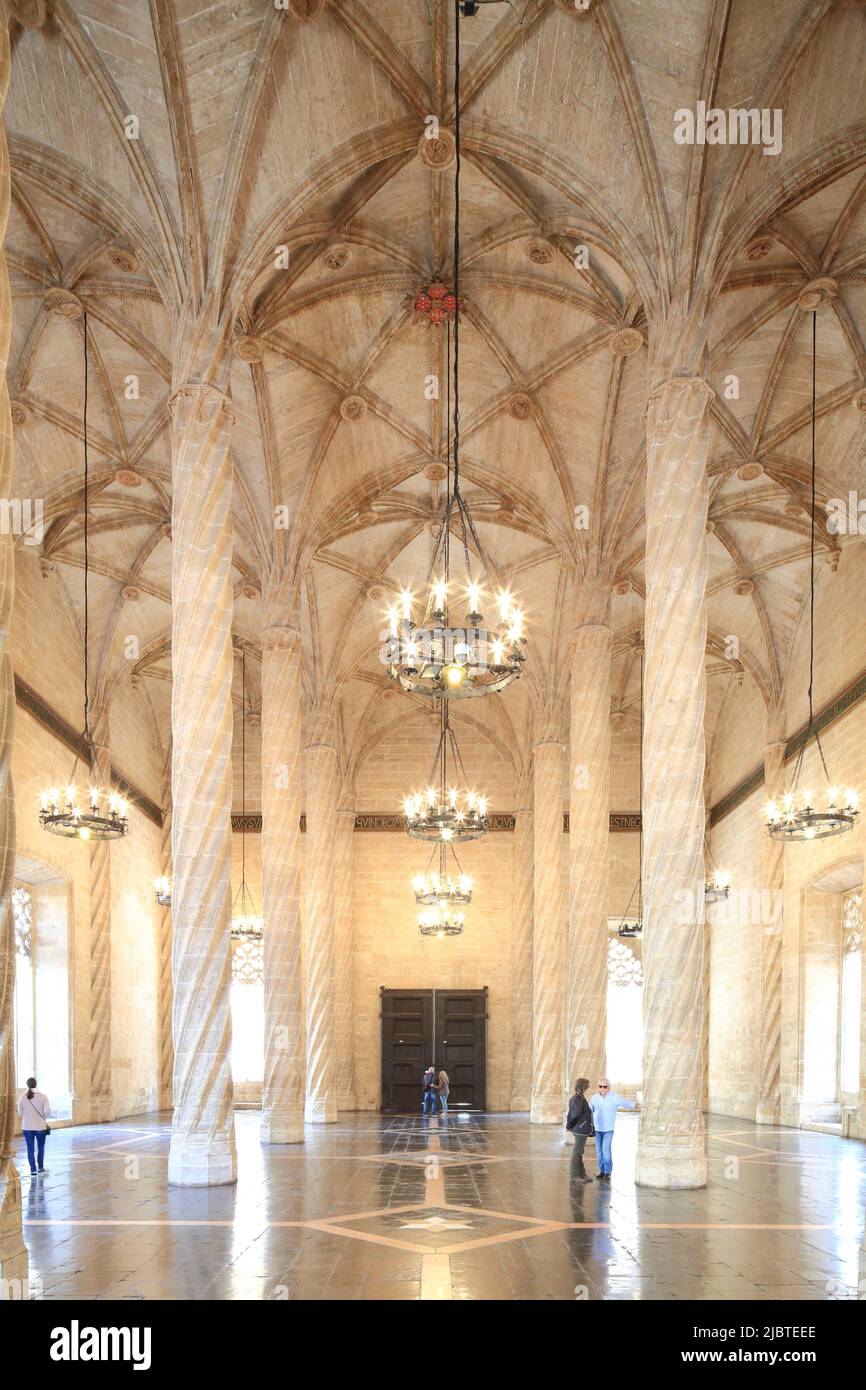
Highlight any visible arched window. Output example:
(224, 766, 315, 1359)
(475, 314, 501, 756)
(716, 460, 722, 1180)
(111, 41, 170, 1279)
(13, 886, 34, 1087)
(230, 937, 264, 1087)
(840, 891, 862, 1097)
(606, 936, 643, 1086)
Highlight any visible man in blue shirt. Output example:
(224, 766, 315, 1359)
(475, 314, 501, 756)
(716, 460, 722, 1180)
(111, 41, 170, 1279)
(589, 1078, 639, 1182)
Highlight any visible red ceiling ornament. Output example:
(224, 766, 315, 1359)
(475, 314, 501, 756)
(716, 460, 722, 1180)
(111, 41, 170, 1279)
(413, 280, 460, 327)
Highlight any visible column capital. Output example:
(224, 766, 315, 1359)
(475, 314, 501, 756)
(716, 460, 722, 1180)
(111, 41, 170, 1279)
(262, 623, 300, 653)
(168, 381, 236, 426)
(646, 374, 715, 414)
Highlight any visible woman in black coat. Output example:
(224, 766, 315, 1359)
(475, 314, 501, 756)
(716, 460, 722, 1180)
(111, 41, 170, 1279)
(565, 1077, 594, 1183)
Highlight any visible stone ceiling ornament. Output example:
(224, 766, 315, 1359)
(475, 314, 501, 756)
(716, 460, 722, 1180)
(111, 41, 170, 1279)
(554, 0, 597, 13)
(853, 388, 866, 412)
(114, 468, 142, 487)
(797, 277, 838, 310)
(44, 287, 82, 319)
(735, 579, 755, 595)
(340, 394, 367, 420)
(413, 279, 459, 326)
(121, 585, 141, 602)
(424, 462, 447, 481)
(9, 399, 27, 426)
(40, 311, 129, 844)
(609, 327, 644, 358)
(737, 461, 762, 480)
(526, 236, 556, 265)
(766, 310, 859, 842)
(232, 334, 265, 364)
(507, 392, 533, 420)
(321, 242, 351, 270)
(106, 244, 140, 273)
(743, 235, 774, 262)
(380, 15, 528, 702)
(417, 125, 456, 170)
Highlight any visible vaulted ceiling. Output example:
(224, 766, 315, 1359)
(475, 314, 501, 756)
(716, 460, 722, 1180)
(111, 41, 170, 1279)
(7, 0, 866, 788)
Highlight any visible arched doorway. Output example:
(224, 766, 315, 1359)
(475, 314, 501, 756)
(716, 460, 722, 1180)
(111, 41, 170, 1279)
(13, 854, 72, 1120)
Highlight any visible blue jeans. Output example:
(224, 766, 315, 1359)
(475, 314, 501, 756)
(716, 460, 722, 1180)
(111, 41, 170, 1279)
(423, 1091, 437, 1115)
(439, 1094, 448, 1113)
(23, 1130, 47, 1172)
(595, 1130, 614, 1174)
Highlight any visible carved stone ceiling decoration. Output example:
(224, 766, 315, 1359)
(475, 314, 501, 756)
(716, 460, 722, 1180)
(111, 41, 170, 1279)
(6, 0, 866, 780)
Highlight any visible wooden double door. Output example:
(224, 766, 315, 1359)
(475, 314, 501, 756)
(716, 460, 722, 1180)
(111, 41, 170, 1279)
(380, 987, 488, 1112)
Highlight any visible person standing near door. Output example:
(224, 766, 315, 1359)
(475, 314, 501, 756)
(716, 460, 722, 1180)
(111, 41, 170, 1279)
(422, 1065, 437, 1116)
(437, 1069, 450, 1114)
(18, 1077, 51, 1176)
(588, 1078, 639, 1182)
(565, 1077, 593, 1183)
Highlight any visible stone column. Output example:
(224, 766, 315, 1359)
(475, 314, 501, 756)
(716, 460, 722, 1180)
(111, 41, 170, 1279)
(334, 785, 356, 1111)
(304, 712, 339, 1123)
(510, 775, 533, 1111)
(0, 3, 28, 1290)
(260, 622, 306, 1142)
(756, 735, 786, 1125)
(530, 713, 567, 1123)
(157, 765, 173, 1111)
(88, 719, 114, 1122)
(167, 381, 237, 1186)
(637, 360, 713, 1190)
(567, 593, 612, 1090)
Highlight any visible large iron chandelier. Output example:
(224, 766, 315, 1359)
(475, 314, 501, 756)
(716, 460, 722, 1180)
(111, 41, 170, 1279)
(413, 841, 472, 938)
(231, 652, 263, 940)
(765, 312, 858, 843)
(403, 704, 488, 843)
(418, 904, 465, 938)
(40, 312, 129, 844)
(380, 5, 528, 700)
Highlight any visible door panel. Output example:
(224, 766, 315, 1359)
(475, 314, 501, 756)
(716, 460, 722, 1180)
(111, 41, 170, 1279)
(380, 987, 487, 1111)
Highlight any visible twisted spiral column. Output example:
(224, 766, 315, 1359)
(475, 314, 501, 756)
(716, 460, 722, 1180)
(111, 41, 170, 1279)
(260, 623, 305, 1143)
(334, 786, 356, 1111)
(157, 771, 174, 1111)
(167, 382, 237, 1186)
(637, 371, 713, 1189)
(530, 724, 567, 1123)
(0, 3, 28, 1289)
(567, 613, 612, 1091)
(304, 716, 339, 1123)
(757, 737, 786, 1125)
(88, 725, 114, 1122)
(510, 777, 533, 1111)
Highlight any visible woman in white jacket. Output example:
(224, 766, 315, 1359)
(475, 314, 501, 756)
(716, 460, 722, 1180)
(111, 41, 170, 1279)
(17, 1077, 51, 1176)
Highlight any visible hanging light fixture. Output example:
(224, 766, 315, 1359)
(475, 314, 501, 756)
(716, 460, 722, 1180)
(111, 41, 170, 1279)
(704, 839, 731, 903)
(403, 702, 488, 843)
(418, 904, 465, 938)
(154, 876, 172, 907)
(231, 652, 263, 941)
(380, 4, 528, 700)
(412, 840, 472, 938)
(765, 312, 859, 842)
(616, 647, 643, 937)
(40, 313, 129, 843)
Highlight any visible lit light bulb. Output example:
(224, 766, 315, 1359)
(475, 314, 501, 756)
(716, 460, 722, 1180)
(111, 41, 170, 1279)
(459, 875, 472, 894)
(79, 826, 91, 841)
(48, 788, 59, 810)
(400, 588, 412, 620)
(491, 637, 505, 666)
(845, 789, 859, 811)
(478, 797, 488, 817)
(804, 825, 816, 840)
(440, 826, 453, 842)
(426, 786, 436, 807)
(412, 874, 426, 894)
(827, 787, 839, 809)
(507, 608, 524, 641)
(497, 591, 512, 623)
(89, 787, 100, 810)
(433, 579, 447, 611)
(437, 929, 445, 940)
(449, 787, 458, 808)
(66, 784, 77, 807)
(467, 791, 476, 809)
(714, 869, 730, 890)
(388, 606, 398, 638)
(801, 789, 813, 810)
(467, 581, 481, 613)
(403, 797, 415, 819)
(766, 800, 779, 823)
(442, 661, 466, 689)
(39, 790, 50, 811)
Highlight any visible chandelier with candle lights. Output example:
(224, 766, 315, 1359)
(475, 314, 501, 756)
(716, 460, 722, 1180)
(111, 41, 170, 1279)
(418, 904, 465, 937)
(379, 8, 528, 700)
(154, 875, 172, 907)
(765, 312, 858, 843)
(412, 841, 472, 938)
(704, 868, 731, 903)
(40, 313, 129, 844)
(403, 702, 488, 843)
(231, 652, 264, 940)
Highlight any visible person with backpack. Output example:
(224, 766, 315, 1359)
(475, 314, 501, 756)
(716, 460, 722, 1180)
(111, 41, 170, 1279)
(17, 1077, 51, 1176)
(565, 1077, 594, 1183)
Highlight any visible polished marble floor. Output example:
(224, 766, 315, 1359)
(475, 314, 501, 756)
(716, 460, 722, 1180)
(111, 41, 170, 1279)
(16, 1110, 865, 1300)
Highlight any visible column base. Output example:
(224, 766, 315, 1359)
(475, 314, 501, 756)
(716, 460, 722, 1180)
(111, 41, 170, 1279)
(510, 1094, 531, 1112)
(755, 1097, 780, 1126)
(337, 1094, 356, 1112)
(90, 1093, 115, 1124)
(168, 1129, 238, 1186)
(530, 1092, 565, 1124)
(0, 1167, 29, 1295)
(636, 1135, 707, 1189)
(305, 1096, 337, 1123)
(260, 1110, 305, 1144)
